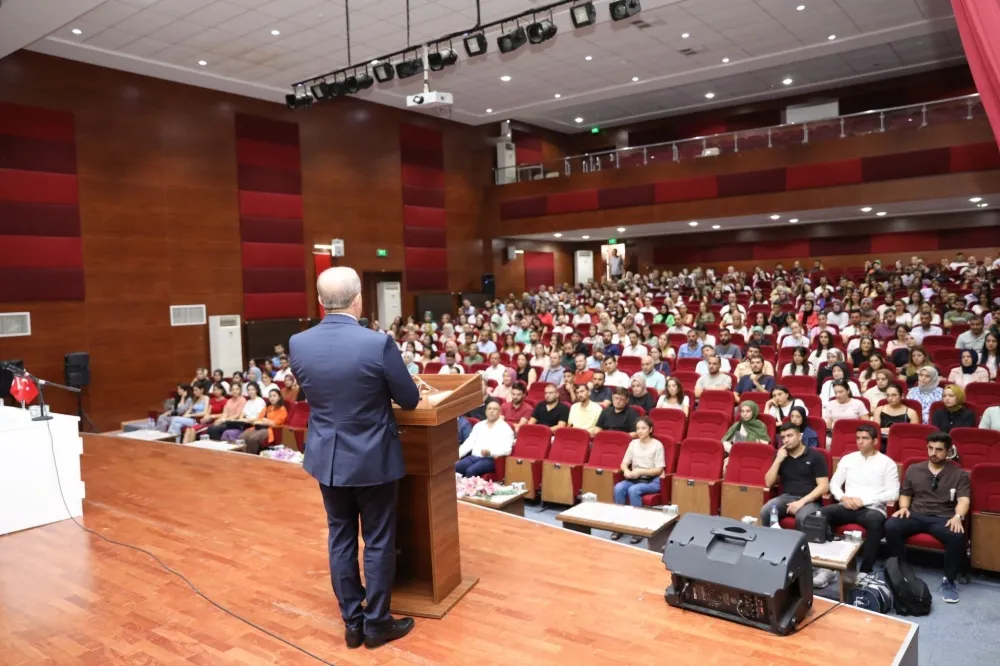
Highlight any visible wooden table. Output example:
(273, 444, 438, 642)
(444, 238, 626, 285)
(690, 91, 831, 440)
(458, 490, 528, 516)
(557, 502, 677, 552)
(809, 539, 863, 602)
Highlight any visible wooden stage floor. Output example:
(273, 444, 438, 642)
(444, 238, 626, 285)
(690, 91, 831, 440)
(0, 434, 917, 665)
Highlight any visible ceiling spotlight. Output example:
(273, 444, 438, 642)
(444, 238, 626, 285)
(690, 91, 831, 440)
(198, 60, 207, 66)
(497, 24, 527, 53)
(609, 0, 641, 22)
(828, 34, 836, 40)
(395, 55, 424, 79)
(582, 235, 590, 239)
(311, 79, 345, 100)
(427, 48, 458, 71)
(373, 61, 394, 83)
(681, 32, 690, 39)
(617, 227, 626, 232)
(712, 225, 721, 230)
(554, 93, 561, 98)
(979, 202, 989, 208)
(632, 76, 639, 82)
(861, 206, 872, 212)
(688, 221, 699, 227)
(553, 233, 563, 238)
(527, 18, 557, 44)
(797, 4, 805, 10)
(585, 55, 593, 61)
(570, 2, 597, 28)
(270, 29, 281, 36)
(876, 211, 887, 216)
(970, 197, 983, 203)
(486, 108, 493, 113)
(782, 77, 793, 85)
(463, 32, 487, 57)
(575, 117, 584, 123)
(722, 57, 730, 63)
(285, 84, 313, 109)
(770, 214, 781, 220)
(71, 28, 82, 35)
(344, 71, 374, 93)
(705, 92, 715, 99)
(789, 218, 799, 224)
(500, 75, 511, 82)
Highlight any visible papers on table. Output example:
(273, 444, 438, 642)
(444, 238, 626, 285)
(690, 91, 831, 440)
(808, 540, 858, 563)
(186, 440, 244, 452)
(116, 430, 173, 441)
(561, 502, 672, 531)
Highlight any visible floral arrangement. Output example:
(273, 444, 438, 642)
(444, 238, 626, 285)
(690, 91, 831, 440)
(261, 446, 305, 464)
(455, 473, 519, 498)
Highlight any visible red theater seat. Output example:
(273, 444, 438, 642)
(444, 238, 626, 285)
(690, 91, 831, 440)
(886, 424, 936, 465)
(950, 428, 1000, 469)
(966, 383, 1000, 409)
(971, 464, 1000, 572)
(698, 391, 735, 419)
(672, 438, 725, 515)
(781, 375, 818, 396)
(541, 428, 590, 505)
(672, 371, 700, 392)
(649, 407, 687, 443)
(687, 409, 731, 440)
(720, 443, 775, 520)
(503, 424, 551, 499)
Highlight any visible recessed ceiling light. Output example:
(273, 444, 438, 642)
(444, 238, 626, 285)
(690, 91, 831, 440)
(689, 221, 699, 227)
(979, 202, 989, 208)
(770, 214, 781, 220)
(500, 75, 511, 82)
(486, 108, 493, 113)
(797, 4, 805, 10)
(681, 33, 690, 39)
(71, 28, 82, 35)
(861, 206, 872, 212)
(198, 60, 207, 66)
(617, 227, 626, 232)
(876, 211, 887, 216)
(789, 218, 799, 223)
(970, 197, 983, 203)
(705, 92, 715, 99)
(553, 233, 563, 238)
(554, 93, 561, 98)
(584, 55, 592, 61)
(582, 235, 590, 239)
(828, 34, 836, 40)
(371, 59, 379, 64)
(782, 77, 793, 85)
(632, 76, 639, 82)
(270, 29, 281, 36)
(712, 225, 721, 230)
(575, 117, 584, 123)
(722, 57, 730, 63)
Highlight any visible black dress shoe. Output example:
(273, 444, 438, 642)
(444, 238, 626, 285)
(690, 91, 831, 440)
(345, 627, 363, 649)
(364, 616, 415, 649)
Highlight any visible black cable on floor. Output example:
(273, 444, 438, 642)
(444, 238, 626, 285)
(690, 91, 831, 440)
(42, 419, 338, 665)
(796, 600, 844, 631)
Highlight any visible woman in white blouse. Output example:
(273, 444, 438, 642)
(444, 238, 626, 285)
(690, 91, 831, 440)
(456, 402, 514, 478)
(655, 377, 690, 416)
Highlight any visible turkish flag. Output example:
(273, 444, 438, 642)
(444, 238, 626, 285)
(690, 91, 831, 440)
(10, 375, 39, 404)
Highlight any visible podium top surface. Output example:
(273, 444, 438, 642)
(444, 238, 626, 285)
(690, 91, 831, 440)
(393, 374, 485, 427)
(0, 405, 79, 432)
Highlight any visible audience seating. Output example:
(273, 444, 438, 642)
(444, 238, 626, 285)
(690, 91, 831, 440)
(781, 375, 817, 396)
(687, 409, 731, 440)
(540, 428, 590, 505)
(886, 424, 937, 466)
(930, 400, 980, 423)
(503, 424, 551, 500)
(274, 401, 309, 451)
(671, 438, 725, 516)
(739, 391, 771, 413)
(829, 419, 869, 472)
(720, 443, 775, 520)
(966, 383, 1000, 408)
(672, 371, 701, 392)
(698, 391, 735, 418)
(642, 436, 680, 507)
(675, 358, 700, 372)
(898, 457, 969, 573)
(581, 431, 631, 503)
(799, 394, 822, 417)
(617, 357, 641, 376)
(758, 413, 777, 441)
(527, 381, 553, 403)
(649, 407, 687, 442)
(970, 464, 1000, 573)
(951, 428, 1000, 469)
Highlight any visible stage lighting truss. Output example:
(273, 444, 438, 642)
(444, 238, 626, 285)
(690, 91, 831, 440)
(570, 1, 597, 28)
(609, 0, 641, 21)
(395, 52, 424, 79)
(285, 83, 314, 109)
(527, 14, 558, 44)
(372, 60, 395, 83)
(463, 32, 487, 57)
(428, 45, 459, 71)
(497, 22, 527, 54)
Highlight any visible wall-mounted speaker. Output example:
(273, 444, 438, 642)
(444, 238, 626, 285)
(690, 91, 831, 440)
(65, 352, 90, 388)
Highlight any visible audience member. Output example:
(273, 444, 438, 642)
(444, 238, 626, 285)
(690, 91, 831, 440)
(714, 329, 742, 360)
(639, 356, 665, 391)
(156, 383, 193, 433)
(781, 347, 812, 376)
(695, 346, 731, 375)
(677, 330, 704, 359)
(655, 377, 689, 415)
(569, 384, 603, 434)
(500, 382, 532, 432)
(765, 385, 806, 422)
(981, 332, 999, 379)
(931, 385, 976, 433)
(207, 381, 265, 441)
(734, 356, 775, 397)
(906, 366, 943, 423)
(785, 406, 819, 448)
(734, 346, 775, 379)
(955, 316, 986, 352)
(722, 401, 770, 455)
(589, 370, 612, 407)
(595, 388, 638, 437)
(482, 352, 507, 383)
(602, 355, 630, 388)
(695, 356, 733, 398)
(911, 312, 943, 344)
(538, 351, 565, 384)
(824, 379, 871, 429)
(402, 352, 420, 375)
(628, 374, 656, 414)
(240, 388, 288, 455)
(456, 401, 514, 478)
(760, 423, 830, 529)
(819, 363, 861, 402)
(528, 383, 569, 432)
(980, 404, 1000, 431)
(611, 416, 666, 543)
(273, 355, 293, 382)
(863, 369, 895, 405)
(900, 345, 934, 387)
(947, 349, 989, 388)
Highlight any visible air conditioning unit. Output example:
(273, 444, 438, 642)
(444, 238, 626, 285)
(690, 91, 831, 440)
(208, 315, 243, 375)
(496, 140, 517, 185)
(377, 282, 402, 329)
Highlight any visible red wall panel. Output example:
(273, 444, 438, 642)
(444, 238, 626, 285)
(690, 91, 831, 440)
(870, 231, 938, 254)
(752, 239, 810, 260)
(0, 169, 78, 205)
(400, 123, 448, 293)
(524, 251, 556, 290)
(654, 176, 717, 203)
(0, 236, 83, 268)
(0, 103, 75, 141)
(235, 138, 301, 170)
(949, 143, 1000, 172)
(240, 241, 304, 269)
(237, 191, 303, 219)
(0, 267, 84, 301)
(786, 159, 862, 190)
(0, 202, 79, 237)
(547, 190, 598, 215)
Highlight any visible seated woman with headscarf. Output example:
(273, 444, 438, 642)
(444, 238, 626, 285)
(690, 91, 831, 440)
(947, 349, 990, 389)
(814, 348, 847, 389)
(783, 405, 820, 448)
(628, 373, 656, 414)
(906, 366, 943, 424)
(819, 362, 861, 402)
(722, 401, 771, 457)
(931, 384, 977, 434)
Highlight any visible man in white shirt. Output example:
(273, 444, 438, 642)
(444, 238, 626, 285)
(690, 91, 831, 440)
(725, 312, 749, 340)
(273, 355, 293, 382)
(695, 346, 731, 376)
(438, 351, 465, 374)
(911, 312, 943, 344)
(639, 356, 666, 392)
(839, 312, 862, 344)
(780, 321, 810, 348)
(568, 384, 603, 434)
(621, 330, 648, 358)
(456, 401, 514, 478)
(820, 423, 898, 577)
(602, 356, 630, 389)
(481, 352, 507, 384)
(955, 316, 986, 353)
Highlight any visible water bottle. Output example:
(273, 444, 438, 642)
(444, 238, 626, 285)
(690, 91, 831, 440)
(147, 417, 155, 430)
(770, 504, 780, 529)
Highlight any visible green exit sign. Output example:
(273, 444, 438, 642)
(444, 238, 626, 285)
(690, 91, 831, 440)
(607, 238, 618, 244)
(376, 248, 388, 257)
(590, 127, 600, 134)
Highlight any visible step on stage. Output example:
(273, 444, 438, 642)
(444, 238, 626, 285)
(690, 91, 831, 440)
(0, 435, 918, 665)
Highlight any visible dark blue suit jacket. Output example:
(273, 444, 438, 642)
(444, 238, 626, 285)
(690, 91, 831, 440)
(289, 314, 420, 487)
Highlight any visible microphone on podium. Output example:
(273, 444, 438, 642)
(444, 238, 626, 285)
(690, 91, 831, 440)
(358, 317, 370, 328)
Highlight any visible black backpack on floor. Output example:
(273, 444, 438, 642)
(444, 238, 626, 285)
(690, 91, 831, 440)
(884, 557, 932, 616)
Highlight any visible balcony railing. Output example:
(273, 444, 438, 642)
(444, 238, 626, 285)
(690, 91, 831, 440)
(494, 94, 984, 185)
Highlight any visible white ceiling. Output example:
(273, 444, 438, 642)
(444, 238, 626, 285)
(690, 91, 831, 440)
(504, 195, 998, 242)
(9, 0, 964, 131)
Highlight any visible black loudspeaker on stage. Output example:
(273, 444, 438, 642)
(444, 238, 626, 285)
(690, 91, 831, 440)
(663, 514, 814, 635)
(64, 352, 96, 431)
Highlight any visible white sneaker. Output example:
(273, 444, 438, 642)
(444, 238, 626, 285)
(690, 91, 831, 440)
(812, 568, 836, 589)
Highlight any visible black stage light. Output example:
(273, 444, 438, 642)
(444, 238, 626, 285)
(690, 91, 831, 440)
(373, 61, 395, 83)
(428, 48, 458, 71)
(527, 19, 557, 44)
(310, 80, 330, 100)
(345, 72, 374, 93)
(463, 32, 487, 57)
(285, 84, 313, 109)
(609, 0, 641, 21)
(497, 25, 527, 54)
(395, 55, 424, 79)
(570, 2, 597, 28)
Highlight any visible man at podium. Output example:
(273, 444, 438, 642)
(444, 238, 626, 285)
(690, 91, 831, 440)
(290, 267, 421, 650)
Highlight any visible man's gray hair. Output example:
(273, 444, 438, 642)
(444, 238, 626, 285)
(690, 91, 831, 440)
(317, 267, 361, 311)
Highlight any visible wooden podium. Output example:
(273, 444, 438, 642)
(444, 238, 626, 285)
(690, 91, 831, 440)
(390, 374, 484, 619)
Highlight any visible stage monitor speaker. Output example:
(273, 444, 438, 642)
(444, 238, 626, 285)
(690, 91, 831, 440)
(65, 352, 90, 388)
(663, 514, 813, 635)
(481, 273, 495, 299)
(1, 359, 23, 402)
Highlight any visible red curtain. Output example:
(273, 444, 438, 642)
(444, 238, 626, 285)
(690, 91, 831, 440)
(523, 251, 555, 291)
(953, 0, 1000, 143)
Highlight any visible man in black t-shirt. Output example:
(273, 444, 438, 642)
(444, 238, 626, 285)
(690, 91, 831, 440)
(528, 383, 569, 432)
(759, 423, 829, 529)
(594, 387, 638, 437)
(589, 370, 612, 407)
